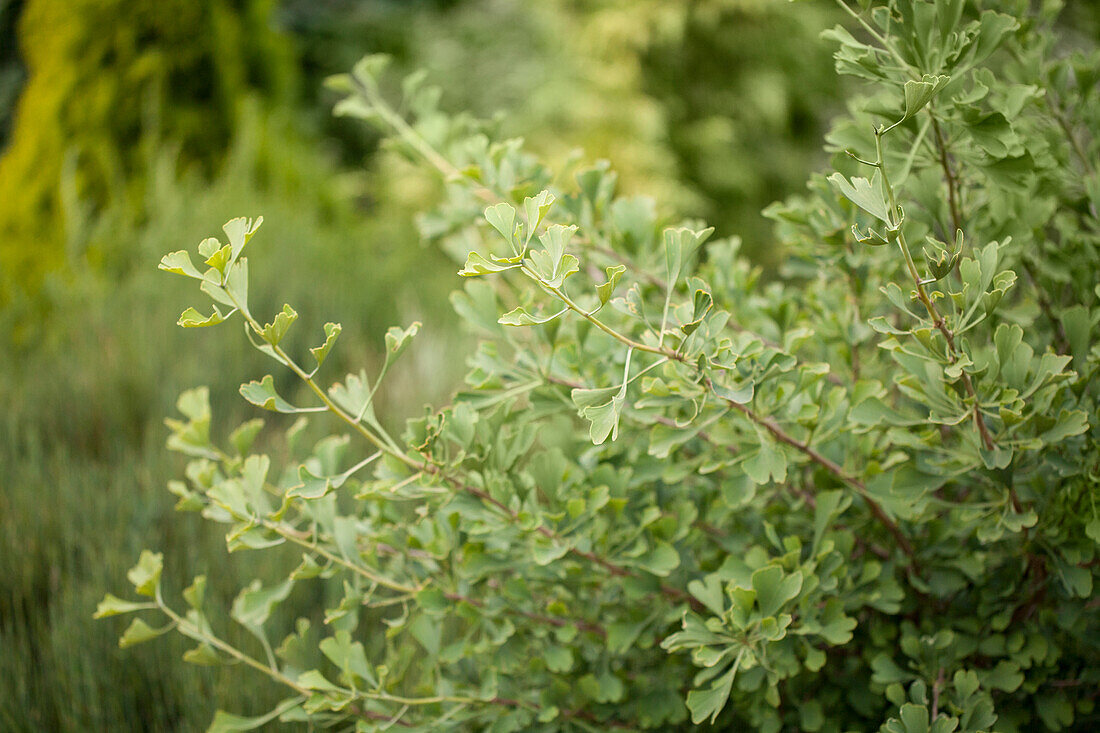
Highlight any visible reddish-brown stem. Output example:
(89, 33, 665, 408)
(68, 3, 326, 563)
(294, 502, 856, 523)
(906, 261, 996, 452)
(713, 384, 916, 561)
(930, 117, 963, 236)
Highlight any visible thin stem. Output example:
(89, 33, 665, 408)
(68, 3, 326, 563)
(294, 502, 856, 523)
(524, 265, 664, 355)
(875, 129, 996, 453)
(264, 519, 421, 594)
(157, 594, 311, 696)
(930, 116, 963, 235)
(704, 377, 915, 560)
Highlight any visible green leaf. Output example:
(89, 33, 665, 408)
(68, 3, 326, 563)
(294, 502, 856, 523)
(183, 644, 223, 666)
(351, 54, 392, 87)
(597, 264, 627, 305)
(328, 371, 375, 419)
(637, 540, 681, 577)
(384, 322, 420, 361)
(1061, 305, 1091, 364)
(93, 593, 152, 618)
(222, 216, 263, 266)
(178, 304, 231, 328)
(297, 669, 345, 694)
(320, 629, 377, 687)
(710, 376, 754, 405)
(287, 465, 336, 500)
(742, 431, 787, 485)
(570, 385, 620, 410)
(231, 578, 295, 631)
(261, 304, 298, 347)
(459, 251, 521, 277)
(532, 540, 570, 566)
(523, 190, 555, 243)
(898, 74, 950, 125)
(661, 614, 727, 653)
(126, 551, 163, 598)
(800, 700, 825, 732)
(198, 237, 221, 260)
(536, 224, 577, 268)
(176, 387, 211, 423)
(688, 575, 727, 616)
(409, 614, 441, 656)
(310, 323, 341, 367)
(812, 491, 850, 551)
(159, 250, 205, 279)
(183, 576, 207, 610)
(663, 227, 714, 286)
(203, 243, 232, 274)
(228, 419, 265, 457)
(687, 664, 736, 724)
(571, 351, 632, 445)
(681, 288, 714, 335)
(240, 375, 299, 413)
(607, 618, 649, 655)
(752, 566, 802, 617)
(118, 617, 170, 648)
(580, 396, 624, 445)
(416, 587, 450, 613)
(871, 654, 912, 685)
(206, 700, 303, 733)
(485, 202, 519, 250)
(981, 660, 1023, 692)
(885, 703, 930, 733)
(498, 306, 568, 326)
(815, 598, 857, 644)
(544, 645, 574, 673)
(527, 224, 580, 287)
(954, 669, 980, 699)
(828, 170, 893, 224)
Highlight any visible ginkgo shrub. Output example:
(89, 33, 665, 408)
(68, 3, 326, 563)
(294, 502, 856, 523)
(99, 1, 1099, 731)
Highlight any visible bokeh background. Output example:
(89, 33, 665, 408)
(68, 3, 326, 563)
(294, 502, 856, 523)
(0, 0, 853, 728)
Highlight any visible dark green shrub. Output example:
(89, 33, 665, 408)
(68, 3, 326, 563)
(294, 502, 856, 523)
(104, 2, 1099, 730)
(0, 0, 295, 303)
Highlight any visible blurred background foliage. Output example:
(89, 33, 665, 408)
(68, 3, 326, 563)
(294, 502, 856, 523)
(0, 0, 847, 729)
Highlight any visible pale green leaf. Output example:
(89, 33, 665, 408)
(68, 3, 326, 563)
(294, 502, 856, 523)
(484, 203, 518, 249)
(93, 594, 153, 618)
(159, 250, 205, 279)
(459, 251, 521, 276)
(118, 617, 170, 648)
(239, 375, 299, 413)
(498, 306, 568, 326)
(310, 323, 341, 367)
(126, 551, 163, 597)
(828, 171, 893, 224)
(178, 305, 231, 328)
(597, 264, 627, 305)
(183, 644, 223, 666)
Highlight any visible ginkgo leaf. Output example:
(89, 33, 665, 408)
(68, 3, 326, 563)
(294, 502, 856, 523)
(498, 306, 568, 326)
